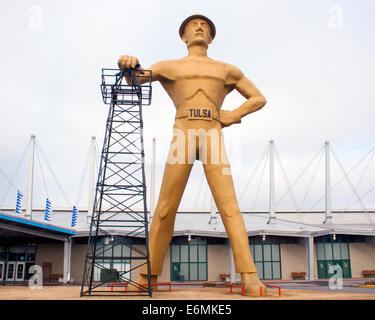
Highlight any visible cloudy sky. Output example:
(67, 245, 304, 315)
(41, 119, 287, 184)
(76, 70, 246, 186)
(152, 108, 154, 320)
(0, 0, 374, 213)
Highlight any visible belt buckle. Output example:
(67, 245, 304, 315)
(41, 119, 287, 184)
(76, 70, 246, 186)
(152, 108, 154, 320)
(187, 107, 213, 121)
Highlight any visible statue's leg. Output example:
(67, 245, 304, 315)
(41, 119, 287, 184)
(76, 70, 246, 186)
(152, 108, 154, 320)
(202, 132, 267, 296)
(138, 161, 193, 282)
(138, 122, 194, 288)
(203, 162, 257, 272)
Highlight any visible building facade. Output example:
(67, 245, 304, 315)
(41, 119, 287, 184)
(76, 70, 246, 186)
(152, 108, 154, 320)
(1, 209, 375, 285)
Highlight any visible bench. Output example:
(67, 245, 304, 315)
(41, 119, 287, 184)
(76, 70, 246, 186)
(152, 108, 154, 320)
(362, 270, 375, 278)
(51, 274, 63, 283)
(291, 272, 306, 280)
(219, 273, 230, 282)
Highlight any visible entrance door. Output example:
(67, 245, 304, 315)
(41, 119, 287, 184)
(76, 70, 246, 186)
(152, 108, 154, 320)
(42, 262, 52, 283)
(6, 262, 16, 281)
(15, 262, 26, 281)
(342, 260, 351, 278)
(331, 260, 351, 278)
(318, 260, 351, 279)
(0, 262, 4, 281)
(317, 261, 326, 279)
(171, 262, 180, 282)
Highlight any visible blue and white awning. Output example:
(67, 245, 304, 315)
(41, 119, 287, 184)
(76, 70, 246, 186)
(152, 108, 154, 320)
(44, 198, 52, 221)
(15, 190, 23, 214)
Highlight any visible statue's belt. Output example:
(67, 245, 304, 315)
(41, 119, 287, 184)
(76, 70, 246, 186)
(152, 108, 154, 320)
(175, 107, 220, 121)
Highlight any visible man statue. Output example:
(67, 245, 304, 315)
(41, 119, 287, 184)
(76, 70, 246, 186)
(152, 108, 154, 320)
(118, 14, 267, 296)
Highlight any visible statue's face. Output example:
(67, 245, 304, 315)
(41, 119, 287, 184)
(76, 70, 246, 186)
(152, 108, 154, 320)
(181, 18, 213, 47)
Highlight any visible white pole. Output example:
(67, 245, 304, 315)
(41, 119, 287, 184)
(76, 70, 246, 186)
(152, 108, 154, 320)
(209, 195, 217, 225)
(229, 243, 236, 283)
(25, 134, 36, 220)
(268, 140, 276, 224)
(306, 236, 315, 280)
(63, 237, 72, 283)
(324, 141, 332, 224)
(149, 137, 156, 220)
(87, 136, 96, 224)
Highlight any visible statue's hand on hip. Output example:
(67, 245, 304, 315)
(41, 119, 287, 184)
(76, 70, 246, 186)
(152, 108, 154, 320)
(219, 110, 242, 128)
(118, 55, 140, 70)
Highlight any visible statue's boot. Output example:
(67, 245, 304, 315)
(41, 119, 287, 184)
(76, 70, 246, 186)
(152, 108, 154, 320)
(241, 272, 267, 297)
(136, 274, 159, 291)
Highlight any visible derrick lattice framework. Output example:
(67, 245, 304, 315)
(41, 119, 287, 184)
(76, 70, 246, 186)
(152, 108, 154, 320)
(81, 68, 152, 297)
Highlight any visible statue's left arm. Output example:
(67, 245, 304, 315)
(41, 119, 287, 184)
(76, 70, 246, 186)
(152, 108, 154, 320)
(220, 64, 267, 127)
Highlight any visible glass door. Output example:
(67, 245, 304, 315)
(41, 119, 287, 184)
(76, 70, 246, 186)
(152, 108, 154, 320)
(171, 262, 180, 282)
(15, 262, 25, 281)
(6, 262, 16, 281)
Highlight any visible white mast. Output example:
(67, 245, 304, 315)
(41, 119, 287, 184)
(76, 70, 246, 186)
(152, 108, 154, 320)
(268, 140, 276, 224)
(149, 137, 156, 221)
(87, 136, 96, 224)
(324, 141, 333, 224)
(25, 134, 36, 220)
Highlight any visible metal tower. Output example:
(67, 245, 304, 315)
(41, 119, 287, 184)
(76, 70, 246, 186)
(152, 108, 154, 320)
(80, 67, 152, 297)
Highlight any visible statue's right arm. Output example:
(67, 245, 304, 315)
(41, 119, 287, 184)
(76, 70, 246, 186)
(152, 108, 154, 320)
(117, 55, 164, 84)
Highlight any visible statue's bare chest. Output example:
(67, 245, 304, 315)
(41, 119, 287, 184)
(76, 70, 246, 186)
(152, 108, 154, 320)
(159, 59, 229, 106)
(173, 60, 226, 82)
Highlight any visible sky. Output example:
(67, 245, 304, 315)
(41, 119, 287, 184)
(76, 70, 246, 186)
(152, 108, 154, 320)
(0, 0, 374, 213)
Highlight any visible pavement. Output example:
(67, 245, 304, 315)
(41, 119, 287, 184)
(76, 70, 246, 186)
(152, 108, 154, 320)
(266, 279, 375, 295)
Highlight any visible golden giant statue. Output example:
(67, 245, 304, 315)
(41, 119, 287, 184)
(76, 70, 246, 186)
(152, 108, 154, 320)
(118, 14, 267, 296)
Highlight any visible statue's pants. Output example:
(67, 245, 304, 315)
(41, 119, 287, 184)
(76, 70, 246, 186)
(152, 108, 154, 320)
(140, 118, 257, 276)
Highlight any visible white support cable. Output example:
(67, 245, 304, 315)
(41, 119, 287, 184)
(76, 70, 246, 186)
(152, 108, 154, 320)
(0, 168, 18, 193)
(202, 176, 209, 210)
(193, 163, 206, 210)
(95, 141, 101, 173)
(0, 142, 29, 207)
(273, 144, 304, 227)
(74, 145, 91, 206)
(35, 147, 50, 198)
(330, 146, 374, 223)
(300, 149, 324, 209)
(238, 144, 268, 202)
(308, 144, 375, 211)
(347, 185, 375, 208)
(0, 168, 18, 211)
(35, 139, 72, 208)
(251, 151, 269, 211)
(275, 145, 324, 208)
(343, 149, 375, 212)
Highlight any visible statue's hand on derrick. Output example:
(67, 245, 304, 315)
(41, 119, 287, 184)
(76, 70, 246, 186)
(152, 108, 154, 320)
(118, 55, 140, 70)
(219, 110, 242, 128)
(118, 55, 144, 85)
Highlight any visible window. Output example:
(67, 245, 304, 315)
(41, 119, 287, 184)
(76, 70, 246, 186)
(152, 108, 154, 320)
(250, 243, 281, 280)
(0, 247, 36, 281)
(93, 241, 132, 281)
(170, 238, 207, 281)
(6, 262, 15, 281)
(15, 262, 25, 281)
